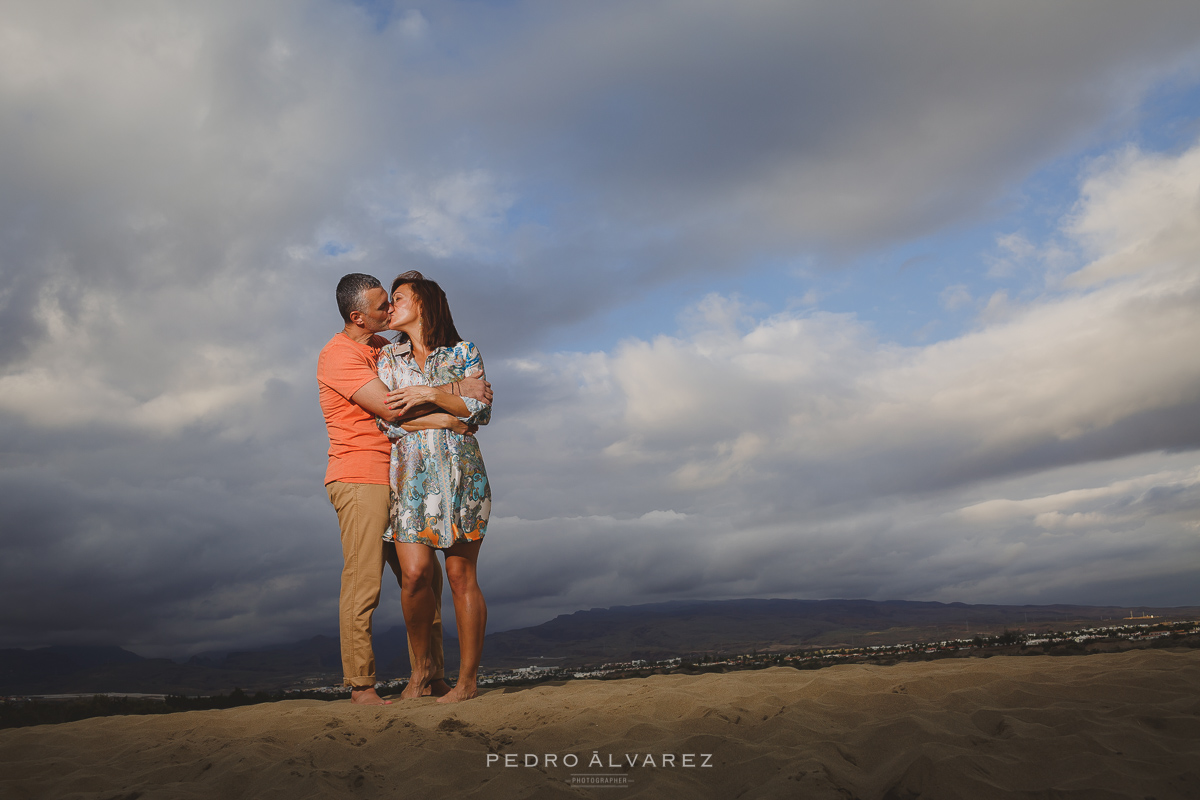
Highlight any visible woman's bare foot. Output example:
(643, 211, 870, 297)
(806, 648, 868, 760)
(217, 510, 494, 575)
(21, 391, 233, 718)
(400, 666, 433, 699)
(423, 679, 452, 697)
(435, 680, 478, 703)
(350, 687, 392, 705)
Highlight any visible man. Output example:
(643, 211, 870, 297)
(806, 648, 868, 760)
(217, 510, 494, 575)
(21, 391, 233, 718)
(317, 272, 492, 704)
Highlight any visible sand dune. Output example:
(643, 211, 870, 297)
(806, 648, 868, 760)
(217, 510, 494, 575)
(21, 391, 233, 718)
(2, 648, 1198, 799)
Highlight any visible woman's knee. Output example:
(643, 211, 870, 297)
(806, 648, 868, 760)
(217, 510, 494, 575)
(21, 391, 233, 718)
(397, 548, 437, 590)
(444, 560, 478, 593)
(402, 569, 435, 593)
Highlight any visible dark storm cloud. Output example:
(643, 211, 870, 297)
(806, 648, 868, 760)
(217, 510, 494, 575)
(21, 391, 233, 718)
(0, 406, 346, 653)
(302, 0, 1200, 349)
(405, 1, 1200, 246)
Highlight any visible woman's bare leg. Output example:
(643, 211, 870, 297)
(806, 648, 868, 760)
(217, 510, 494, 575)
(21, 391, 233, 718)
(384, 545, 451, 697)
(438, 538, 486, 703)
(395, 541, 438, 699)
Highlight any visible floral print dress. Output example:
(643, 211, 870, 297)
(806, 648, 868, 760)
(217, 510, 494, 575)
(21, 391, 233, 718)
(376, 339, 491, 548)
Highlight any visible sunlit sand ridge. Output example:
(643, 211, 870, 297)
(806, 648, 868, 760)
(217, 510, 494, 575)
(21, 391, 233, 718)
(2, 649, 1198, 799)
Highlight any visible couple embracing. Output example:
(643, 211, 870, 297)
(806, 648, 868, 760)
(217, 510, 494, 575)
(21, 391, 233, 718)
(317, 271, 492, 704)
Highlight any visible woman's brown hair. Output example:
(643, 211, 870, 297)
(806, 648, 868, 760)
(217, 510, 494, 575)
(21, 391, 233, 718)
(390, 270, 463, 349)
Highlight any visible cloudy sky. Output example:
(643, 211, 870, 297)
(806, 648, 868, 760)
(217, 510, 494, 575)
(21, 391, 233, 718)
(3, 0, 1200, 657)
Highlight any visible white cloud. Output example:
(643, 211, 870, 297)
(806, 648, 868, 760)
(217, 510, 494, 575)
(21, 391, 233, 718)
(480, 139, 1200, 615)
(395, 9, 429, 43)
(986, 232, 1038, 278)
(359, 169, 516, 259)
(1066, 143, 1200, 287)
(939, 283, 973, 311)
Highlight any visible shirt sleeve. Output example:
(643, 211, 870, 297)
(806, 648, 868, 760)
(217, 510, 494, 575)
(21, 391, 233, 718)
(318, 339, 380, 400)
(456, 341, 491, 426)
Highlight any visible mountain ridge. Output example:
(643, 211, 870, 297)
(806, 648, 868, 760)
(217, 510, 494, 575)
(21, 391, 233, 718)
(4, 598, 1195, 695)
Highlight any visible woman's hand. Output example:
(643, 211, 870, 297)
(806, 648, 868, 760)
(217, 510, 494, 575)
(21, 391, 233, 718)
(386, 385, 441, 415)
(386, 379, 474, 418)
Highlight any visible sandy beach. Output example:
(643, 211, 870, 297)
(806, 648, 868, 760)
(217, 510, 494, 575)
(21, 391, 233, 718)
(2, 648, 1197, 799)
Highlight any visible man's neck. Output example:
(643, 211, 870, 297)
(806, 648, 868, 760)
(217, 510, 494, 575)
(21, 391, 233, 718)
(342, 324, 381, 345)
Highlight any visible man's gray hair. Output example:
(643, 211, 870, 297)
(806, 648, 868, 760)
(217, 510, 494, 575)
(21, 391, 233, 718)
(335, 273, 383, 323)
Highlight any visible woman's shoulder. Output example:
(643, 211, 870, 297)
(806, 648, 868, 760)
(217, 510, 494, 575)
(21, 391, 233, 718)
(429, 341, 483, 375)
(434, 340, 481, 359)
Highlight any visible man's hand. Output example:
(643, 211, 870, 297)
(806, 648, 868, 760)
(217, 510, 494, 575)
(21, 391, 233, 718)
(458, 376, 492, 404)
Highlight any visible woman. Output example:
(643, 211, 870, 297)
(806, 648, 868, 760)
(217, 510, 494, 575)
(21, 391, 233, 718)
(376, 272, 491, 703)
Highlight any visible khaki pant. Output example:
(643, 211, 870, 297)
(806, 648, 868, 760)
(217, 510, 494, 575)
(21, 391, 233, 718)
(326, 481, 444, 688)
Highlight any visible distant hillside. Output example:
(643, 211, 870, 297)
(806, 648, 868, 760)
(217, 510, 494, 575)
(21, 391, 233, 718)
(4, 599, 1195, 694)
(477, 598, 1200, 667)
(0, 645, 281, 696)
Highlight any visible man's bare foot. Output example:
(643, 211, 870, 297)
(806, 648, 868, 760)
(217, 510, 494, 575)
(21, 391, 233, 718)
(422, 679, 452, 697)
(435, 680, 478, 703)
(350, 687, 392, 705)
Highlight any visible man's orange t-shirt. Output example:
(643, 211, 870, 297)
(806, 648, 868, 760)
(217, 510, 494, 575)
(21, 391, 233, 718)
(317, 332, 392, 486)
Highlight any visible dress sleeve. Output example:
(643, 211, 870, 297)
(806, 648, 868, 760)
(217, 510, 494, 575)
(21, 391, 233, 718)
(456, 341, 491, 426)
(375, 346, 410, 439)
